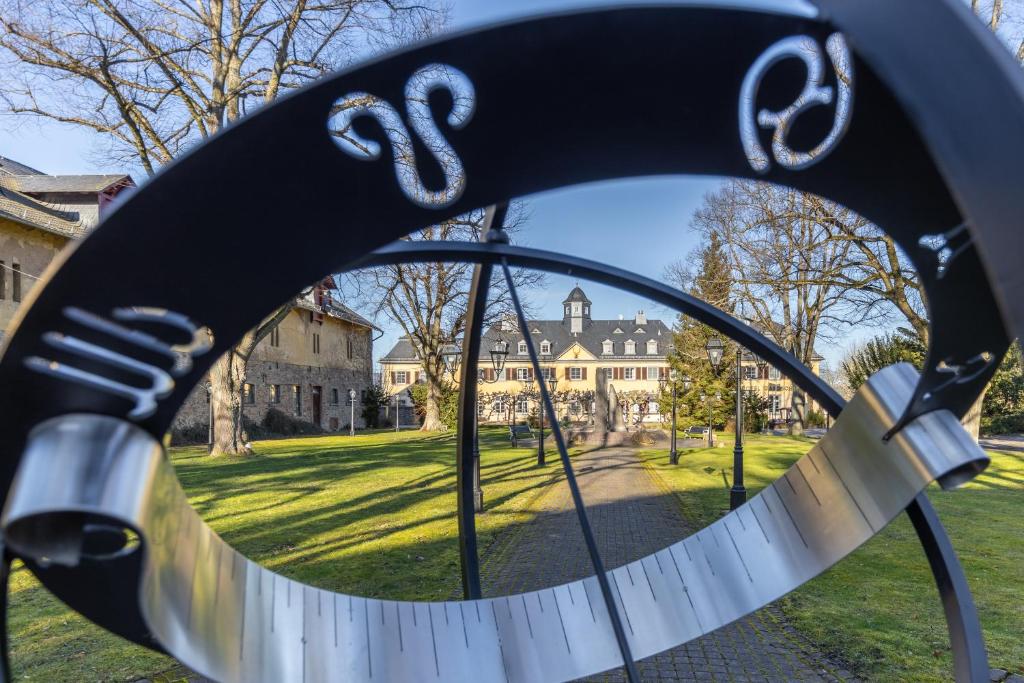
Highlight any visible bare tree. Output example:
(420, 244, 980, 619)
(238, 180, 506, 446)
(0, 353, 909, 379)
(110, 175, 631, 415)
(344, 204, 543, 432)
(0, 0, 446, 453)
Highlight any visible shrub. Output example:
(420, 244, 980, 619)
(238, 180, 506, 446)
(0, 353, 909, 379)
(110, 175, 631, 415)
(169, 422, 208, 446)
(261, 408, 324, 436)
(804, 409, 826, 428)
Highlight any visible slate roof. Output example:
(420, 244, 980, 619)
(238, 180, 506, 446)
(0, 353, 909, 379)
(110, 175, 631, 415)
(0, 185, 88, 238)
(563, 285, 591, 304)
(5, 174, 131, 194)
(382, 317, 673, 362)
(0, 156, 134, 238)
(0, 156, 43, 176)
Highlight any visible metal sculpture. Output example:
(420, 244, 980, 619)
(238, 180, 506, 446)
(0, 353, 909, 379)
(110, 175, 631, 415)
(0, 0, 1021, 681)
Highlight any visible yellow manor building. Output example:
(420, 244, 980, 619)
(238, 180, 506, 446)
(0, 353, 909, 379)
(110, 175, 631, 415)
(381, 286, 823, 426)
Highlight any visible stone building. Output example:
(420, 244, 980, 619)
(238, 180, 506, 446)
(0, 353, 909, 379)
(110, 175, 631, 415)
(174, 279, 377, 435)
(380, 285, 822, 426)
(0, 155, 134, 341)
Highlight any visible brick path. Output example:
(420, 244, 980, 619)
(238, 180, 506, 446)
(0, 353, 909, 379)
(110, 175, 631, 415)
(479, 446, 858, 682)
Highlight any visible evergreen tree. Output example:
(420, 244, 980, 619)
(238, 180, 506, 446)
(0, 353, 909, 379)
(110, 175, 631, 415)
(840, 330, 925, 392)
(665, 231, 738, 430)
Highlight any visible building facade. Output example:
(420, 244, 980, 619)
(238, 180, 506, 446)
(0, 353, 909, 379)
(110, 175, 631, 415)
(381, 285, 822, 427)
(174, 281, 377, 435)
(0, 156, 134, 341)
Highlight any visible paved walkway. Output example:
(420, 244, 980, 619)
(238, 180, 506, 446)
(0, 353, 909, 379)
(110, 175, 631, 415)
(479, 447, 858, 682)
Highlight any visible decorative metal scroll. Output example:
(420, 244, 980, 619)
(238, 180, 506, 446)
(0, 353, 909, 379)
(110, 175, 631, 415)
(0, 1, 1021, 682)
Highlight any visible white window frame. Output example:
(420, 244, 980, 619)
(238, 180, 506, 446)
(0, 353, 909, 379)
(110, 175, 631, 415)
(768, 367, 782, 380)
(744, 365, 758, 380)
(540, 340, 551, 355)
(516, 396, 530, 414)
(624, 367, 636, 380)
(602, 340, 613, 355)
(569, 367, 582, 381)
(624, 340, 636, 355)
(395, 370, 409, 384)
(518, 341, 528, 355)
(516, 367, 530, 381)
(646, 339, 658, 354)
(647, 366, 660, 381)
(493, 398, 506, 413)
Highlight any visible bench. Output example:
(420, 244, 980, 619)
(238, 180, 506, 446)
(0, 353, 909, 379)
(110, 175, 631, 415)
(509, 424, 537, 447)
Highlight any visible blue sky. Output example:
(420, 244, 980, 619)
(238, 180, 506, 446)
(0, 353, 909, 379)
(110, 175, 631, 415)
(7, 0, 1018, 373)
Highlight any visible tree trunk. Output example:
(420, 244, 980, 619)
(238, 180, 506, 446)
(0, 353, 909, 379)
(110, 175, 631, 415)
(961, 387, 987, 443)
(421, 377, 444, 431)
(788, 389, 806, 436)
(209, 351, 250, 455)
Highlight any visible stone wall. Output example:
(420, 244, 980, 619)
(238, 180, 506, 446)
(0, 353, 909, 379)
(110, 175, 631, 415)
(0, 219, 68, 337)
(172, 307, 374, 439)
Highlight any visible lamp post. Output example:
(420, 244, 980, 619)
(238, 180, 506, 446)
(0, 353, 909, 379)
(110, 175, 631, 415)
(731, 346, 747, 510)
(705, 337, 725, 447)
(445, 340, 509, 512)
(659, 369, 685, 465)
(348, 388, 357, 436)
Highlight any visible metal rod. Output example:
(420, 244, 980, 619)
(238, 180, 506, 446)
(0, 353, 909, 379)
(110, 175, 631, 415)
(500, 258, 641, 683)
(670, 382, 678, 465)
(537, 395, 545, 465)
(731, 348, 746, 509)
(906, 494, 989, 681)
(455, 202, 507, 600)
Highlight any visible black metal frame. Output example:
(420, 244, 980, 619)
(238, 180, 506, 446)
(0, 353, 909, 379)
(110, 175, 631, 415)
(0, 2, 1018, 680)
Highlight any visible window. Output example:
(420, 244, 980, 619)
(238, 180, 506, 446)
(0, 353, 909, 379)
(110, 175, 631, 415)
(516, 367, 530, 381)
(12, 263, 21, 303)
(624, 367, 636, 380)
(624, 340, 636, 355)
(541, 367, 556, 380)
(646, 340, 658, 354)
(395, 370, 409, 384)
(270, 385, 281, 404)
(347, 338, 353, 359)
(313, 333, 321, 354)
(269, 326, 280, 347)
(602, 340, 613, 355)
(768, 367, 782, 380)
(569, 367, 582, 381)
(743, 365, 758, 380)
(293, 385, 302, 414)
(584, 306, 589, 315)
(540, 340, 551, 355)
(516, 396, 530, 414)
(331, 388, 339, 405)
(571, 302, 581, 316)
(565, 305, 571, 316)
(769, 394, 781, 413)
(518, 341, 527, 355)
(493, 397, 506, 414)
(243, 383, 255, 404)
(647, 366, 660, 381)
(0, 261, 5, 300)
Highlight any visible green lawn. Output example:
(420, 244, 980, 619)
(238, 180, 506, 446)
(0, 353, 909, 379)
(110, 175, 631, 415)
(8, 427, 577, 682)
(639, 434, 1024, 682)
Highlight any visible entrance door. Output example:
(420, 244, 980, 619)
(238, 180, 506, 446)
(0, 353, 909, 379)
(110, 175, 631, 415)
(312, 385, 322, 427)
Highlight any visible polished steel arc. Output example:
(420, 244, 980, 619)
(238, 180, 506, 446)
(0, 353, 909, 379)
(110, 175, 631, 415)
(0, 364, 987, 683)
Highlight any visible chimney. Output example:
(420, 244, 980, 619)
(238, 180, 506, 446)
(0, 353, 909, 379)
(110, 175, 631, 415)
(635, 310, 647, 325)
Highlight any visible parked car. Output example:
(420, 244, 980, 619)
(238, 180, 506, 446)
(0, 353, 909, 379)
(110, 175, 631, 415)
(686, 425, 710, 438)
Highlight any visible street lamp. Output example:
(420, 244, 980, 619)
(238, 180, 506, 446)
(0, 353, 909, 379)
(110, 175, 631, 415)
(348, 388, 357, 436)
(659, 369, 681, 465)
(442, 343, 462, 378)
(469, 339, 511, 513)
(705, 337, 725, 372)
(731, 344, 747, 510)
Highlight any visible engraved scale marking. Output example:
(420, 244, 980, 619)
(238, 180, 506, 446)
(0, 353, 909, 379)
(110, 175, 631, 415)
(818, 446, 877, 532)
(769, 482, 809, 547)
(794, 460, 822, 506)
(723, 519, 753, 583)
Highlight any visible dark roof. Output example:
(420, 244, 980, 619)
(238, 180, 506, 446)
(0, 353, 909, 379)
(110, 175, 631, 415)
(382, 336, 418, 361)
(294, 297, 378, 331)
(0, 186, 88, 238)
(6, 174, 132, 194)
(382, 316, 673, 363)
(0, 156, 43, 176)
(562, 285, 592, 305)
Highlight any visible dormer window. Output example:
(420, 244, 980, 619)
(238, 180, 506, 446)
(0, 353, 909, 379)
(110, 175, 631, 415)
(624, 340, 636, 355)
(602, 340, 614, 355)
(540, 340, 551, 355)
(634, 328, 645, 334)
(647, 340, 658, 354)
(613, 327, 623, 334)
(518, 341, 528, 355)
